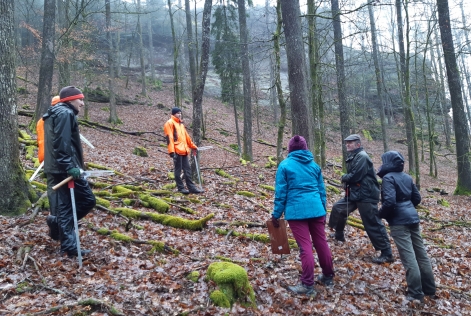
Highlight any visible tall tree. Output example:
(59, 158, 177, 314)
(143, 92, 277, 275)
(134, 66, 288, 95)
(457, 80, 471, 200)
(0, 0, 34, 215)
(148, 1, 155, 82)
(106, 0, 119, 124)
(57, 0, 70, 88)
(274, 0, 287, 165)
(192, 0, 213, 147)
(238, 0, 253, 161)
(280, 0, 311, 148)
(307, 0, 325, 166)
(168, 0, 181, 107)
(367, 0, 388, 152)
(185, 0, 197, 101)
(33, 0, 56, 127)
(437, 0, 471, 195)
(330, 0, 349, 163)
(137, 0, 146, 96)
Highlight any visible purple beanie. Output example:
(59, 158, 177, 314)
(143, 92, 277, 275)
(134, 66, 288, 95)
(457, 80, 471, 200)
(288, 135, 308, 153)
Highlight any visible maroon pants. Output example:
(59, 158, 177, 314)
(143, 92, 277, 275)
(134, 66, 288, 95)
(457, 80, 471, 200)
(288, 216, 334, 286)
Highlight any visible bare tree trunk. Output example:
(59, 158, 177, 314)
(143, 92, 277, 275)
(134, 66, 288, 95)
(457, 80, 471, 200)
(0, 0, 33, 215)
(368, 0, 388, 152)
(33, 0, 56, 128)
(106, 0, 119, 124)
(192, 0, 212, 147)
(148, 6, 155, 82)
(330, 0, 349, 164)
(274, 0, 287, 165)
(238, 0, 253, 161)
(168, 0, 181, 107)
(137, 0, 146, 96)
(185, 0, 197, 101)
(280, 0, 312, 148)
(57, 0, 70, 89)
(266, 0, 278, 125)
(437, 0, 471, 194)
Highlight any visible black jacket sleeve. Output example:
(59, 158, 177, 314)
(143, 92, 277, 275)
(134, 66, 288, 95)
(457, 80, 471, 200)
(52, 110, 78, 172)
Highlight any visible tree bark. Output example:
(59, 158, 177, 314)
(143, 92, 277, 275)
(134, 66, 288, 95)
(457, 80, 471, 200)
(330, 0, 350, 164)
(185, 0, 197, 101)
(280, 0, 311, 148)
(57, 0, 70, 89)
(0, 0, 33, 215)
(238, 0, 253, 161)
(106, 0, 119, 124)
(137, 0, 146, 96)
(437, 0, 471, 194)
(33, 0, 56, 127)
(168, 0, 181, 107)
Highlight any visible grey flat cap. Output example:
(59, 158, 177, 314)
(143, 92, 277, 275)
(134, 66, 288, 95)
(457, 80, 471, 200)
(344, 134, 361, 141)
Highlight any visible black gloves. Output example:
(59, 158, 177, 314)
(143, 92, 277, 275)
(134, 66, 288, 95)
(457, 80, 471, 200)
(271, 216, 280, 228)
(67, 168, 81, 179)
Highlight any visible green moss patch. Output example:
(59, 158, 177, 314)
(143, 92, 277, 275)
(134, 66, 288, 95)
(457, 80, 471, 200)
(207, 262, 256, 308)
(236, 191, 256, 198)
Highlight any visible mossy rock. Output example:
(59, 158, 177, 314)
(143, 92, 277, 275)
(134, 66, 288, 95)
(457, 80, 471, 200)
(210, 290, 231, 308)
(259, 184, 275, 192)
(139, 194, 170, 213)
(187, 271, 200, 283)
(206, 262, 256, 308)
(133, 146, 148, 157)
(236, 191, 256, 198)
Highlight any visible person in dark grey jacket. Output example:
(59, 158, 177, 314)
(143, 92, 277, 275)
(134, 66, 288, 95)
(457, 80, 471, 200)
(377, 151, 436, 303)
(44, 86, 96, 258)
(328, 134, 393, 264)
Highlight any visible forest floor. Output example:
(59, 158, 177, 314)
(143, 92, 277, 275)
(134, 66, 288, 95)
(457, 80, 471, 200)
(1, 78, 471, 315)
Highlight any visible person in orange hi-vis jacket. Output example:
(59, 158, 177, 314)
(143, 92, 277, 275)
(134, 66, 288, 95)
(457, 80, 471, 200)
(163, 107, 204, 194)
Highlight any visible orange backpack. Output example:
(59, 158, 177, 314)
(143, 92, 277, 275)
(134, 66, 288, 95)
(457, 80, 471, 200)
(37, 96, 60, 163)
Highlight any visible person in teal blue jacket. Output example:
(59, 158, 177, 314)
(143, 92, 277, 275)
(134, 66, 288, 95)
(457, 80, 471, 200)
(272, 135, 334, 295)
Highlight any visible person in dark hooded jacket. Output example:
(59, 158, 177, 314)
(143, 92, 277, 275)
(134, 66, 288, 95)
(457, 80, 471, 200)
(271, 135, 334, 295)
(43, 86, 96, 258)
(377, 151, 436, 303)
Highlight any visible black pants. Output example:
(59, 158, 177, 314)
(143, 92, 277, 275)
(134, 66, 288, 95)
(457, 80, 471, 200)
(47, 173, 96, 253)
(174, 154, 197, 191)
(329, 197, 392, 256)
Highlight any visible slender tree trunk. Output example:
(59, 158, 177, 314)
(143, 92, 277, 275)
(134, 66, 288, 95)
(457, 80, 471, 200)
(33, 0, 56, 128)
(437, 0, 471, 194)
(238, 0, 253, 161)
(106, 0, 118, 124)
(368, 0, 388, 152)
(307, 0, 325, 166)
(266, 0, 278, 125)
(57, 0, 70, 89)
(280, 0, 312, 149)
(274, 0, 287, 165)
(330, 0, 349, 163)
(232, 83, 242, 156)
(185, 0, 197, 102)
(168, 0, 181, 107)
(192, 0, 212, 147)
(148, 10, 155, 82)
(0, 0, 33, 215)
(137, 0, 146, 96)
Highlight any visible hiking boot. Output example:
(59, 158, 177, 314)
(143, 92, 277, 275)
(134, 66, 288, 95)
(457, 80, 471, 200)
(189, 188, 204, 194)
(406, 295, 424, 304)
(372, 254, 394, 264)
(329, 232, 345, 242)
(317, 274, 334, 286)
(178, 189, 190, 195)
(46, 215, 60, 241)
(61, 248, 91, 258)
(287, 282, 316, 295)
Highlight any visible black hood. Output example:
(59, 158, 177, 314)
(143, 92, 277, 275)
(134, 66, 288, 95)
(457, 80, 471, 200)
(377, 151, 404, 178)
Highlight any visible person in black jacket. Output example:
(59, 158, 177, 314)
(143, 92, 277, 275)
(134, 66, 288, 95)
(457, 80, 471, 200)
(43, 86, 96, 258)
(328, 134, 393, 264)
(377, 151, 436, 303)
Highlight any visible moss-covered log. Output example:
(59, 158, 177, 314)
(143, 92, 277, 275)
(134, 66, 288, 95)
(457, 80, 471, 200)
(215, 228, 298, 248)
(110, 207, 214, 230)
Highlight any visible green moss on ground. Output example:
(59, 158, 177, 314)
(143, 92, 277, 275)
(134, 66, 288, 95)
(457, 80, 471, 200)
(326, 185, 341, 194)
(236, 191, 256, 198)
(259, 184, 275, 191)
(207, 262, 256, 308)
(210, 290, 231, 308)
(139, 194, 170, 213)
(187, 271, 200, 282)
(133, 146, 148, 157)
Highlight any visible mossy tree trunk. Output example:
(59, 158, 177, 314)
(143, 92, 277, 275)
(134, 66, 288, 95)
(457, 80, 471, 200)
(0, 1, 33, 215)
(274, 0, 287, 165)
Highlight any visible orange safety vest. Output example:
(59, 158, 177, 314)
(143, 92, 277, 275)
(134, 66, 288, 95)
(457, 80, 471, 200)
(37, 96, 60, 162)
(163, 115, 197, 155)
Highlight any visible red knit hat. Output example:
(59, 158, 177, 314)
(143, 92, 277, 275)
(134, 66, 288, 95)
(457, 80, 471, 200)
(288, 135, 308, 153)
(59, 86, 84, 103)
